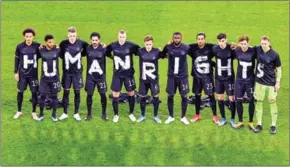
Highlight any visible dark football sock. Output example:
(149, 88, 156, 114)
(181, 96, 188, 118)
(209, 95, 217, 116)
(51, 95, 57, 118)
(167, 95, 174, 117)
(100, 93, 107, 115)
(140, 97, 146, 116)
(112, 97, 119, 115)
(31, 92, 38, 113)
(218, 100, 226, 119)
(39, 95, 46, 117)
(63, 90, 70, 114)
(153, 97, 159, 117)
(87, 94, 93, 116)
(236, 99, 243, 122)
(195, 94, 201, 115)
(249, 100, 255, 122)
(74, 90, 80, 114)
(230, 100, 236, 119)
(128, 95, 135, 114)
(17, 91, 24, 112)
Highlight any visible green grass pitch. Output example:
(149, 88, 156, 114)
(1, 1, 289, 166)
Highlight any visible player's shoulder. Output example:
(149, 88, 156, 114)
(270, 48, 279, 57)
(152, 47, 160, 52)
(181, 43, 190, 49)
(126, 41, 139, 47)
(212, 44, 219, 51)
(60, 39, 69, 45)
(16, 42, 25, 48)
(109, 41, 118, 47)
(189, 43, 198, 48)
(32, 41, 41, 47)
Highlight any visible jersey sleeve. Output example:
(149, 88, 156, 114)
(105, 43, 113, 59)
(14, 45, 20, 73)
(36, 47, 41, 59)
(132, 43, 140, 55)
(274, 53, 281, 68)
(59, 40, 65, 59)
(159, 45, 168, 59)
(232, 49, 237, 59)
(81, 41, 89, 57)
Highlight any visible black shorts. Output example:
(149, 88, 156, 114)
(111, 75, 136, 92)
(193, 77, 214, 95)
(18, 74, 38, 92)
(61, 73, 84, 90)
(215, 78, 235, 96)
(235, 80, 254, 100)
(85, 75, 107, 95)
(39, 78, 61, 95)
(138, 80, 160, 96)
(166, 76, 189, 96)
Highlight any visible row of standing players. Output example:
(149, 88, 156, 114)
(13, 28, 282, 134)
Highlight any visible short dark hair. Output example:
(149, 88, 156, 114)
(144, 35, 153, 42)
(90, 32, 101, 39)
(173, 32, 182, 36)
(118, 30, 126, 35)
(44, 34, 54, 41)
(238, 35, 249, 42)
(196, 32, 206, 39)
(217, 33, 227, 40)
(22, 28, 36, 36)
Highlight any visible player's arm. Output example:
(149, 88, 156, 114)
(105, 43, 113, 59)
(81, 41, 89, 57)
(14, 45, 20, 81)
(132, 43, 141, 56)
(59, 40, 65, 59)
(159, 45, 168, 59)
(274, 53, 282, 91)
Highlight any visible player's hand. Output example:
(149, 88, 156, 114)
(101, 43, 106, 47)
(55, 44, 60, 48)
(39, 44, 44, 49)
(14, 73, 19, 81)
(230, 42, 239, 49)
(168, 40, 173, 45)
(275, 82, 280, 92)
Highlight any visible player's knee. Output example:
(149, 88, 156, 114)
(112, 91, 120, 98)
(127, 91, 134, 96)
(229, 96, 235, 102)
(64, 90, 70, 96)
(100, 93, 106, 100)
(268, 98, 276, 103)
(168, 95, 174, 101)
(217, 95, 224, 101)
(87, 95, 93, 104)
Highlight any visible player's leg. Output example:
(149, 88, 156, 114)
(97, 79, 108, 121)
(203, 77, 219, 124)
(246, 82, 255, 130)
(111, 75, 122, 123)
(179, 77, 190, 125)
(85, 76, 95, 121)
(14, 74, 27, 119)
(216, 79, 226, 126)
(72, 74, 83, 121)
(191, 77, 202, 123)
(51, 93, 58, 122)
(165, 77, 177, 124)
(151, 81, 161, 123)
(268, 86, 278, 134)
(137, 81, 149, 123)
(28, 77, 39, 120)
(50, 80, 61, 122)
(225, 79, 236, 128)
(253, 82, 266, 133)
(234, 81, 246, 129)
(59, 75, 71, 121)
(125, 76, 137, 122)
(37, 78, 49, 121)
